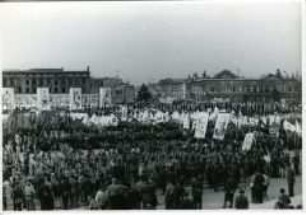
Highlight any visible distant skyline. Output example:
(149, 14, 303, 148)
(0, 1, 301, 84)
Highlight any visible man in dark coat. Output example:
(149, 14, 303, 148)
(191, 177, 203, 209)
(251, 171, 265, 203)
(286, 166, 295, 197)
(234, 189, 249, 209)
(39, 178, 55, 210)
(223, 176, 237, 208)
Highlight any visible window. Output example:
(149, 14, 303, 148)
(32, 79, 36, 85)
(54, 87, 58, 93)
(18, 87, 22, 93)
(288, 87, 292, 92)
(26, 80, 30, 85)
(55, 80, 58, 85)
(26, 88, 30, 93)
(62, 87, 65, 93)
(210, 87, 214, 92)
(3, 78, 7, 87)
(232, 87, 236, 92)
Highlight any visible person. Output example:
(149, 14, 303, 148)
(286, 165, 295, 197)
(293, 152, 300, 175)
(191, 177, 203, 209)
(95, 187, 108, 209)
(250, 171, 265, 203)
(234, 189, 249, 209)
(88, 195, 98, 210)
(61, 177, 71, 209)
(3, 178, 11, 211)
(223, 176, 237, 208)
(12, 180, 23, 211)
(38, 177, 55, 210)
(24, 180, 36, 210)
(165, 181, 176, 209)
(263, 173, 270, 200)
(275, 188, 291, 209)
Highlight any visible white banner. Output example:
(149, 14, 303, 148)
(121, 105, 128, 121)
(99, 88, 112, 107)
(69, 88, 82, 110)
(242, 132, 254, 151)
(213, 113, 230, 140)
(283, 120, 296, 132)
(194, 112, 209, 139)
(183, 113, 191, 129)
(2, 88, 15, 110)
(37, 88, 50, 110)
(296, 121, 302, 137)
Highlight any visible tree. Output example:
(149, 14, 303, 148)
(193, 72, 199, 80)
(202, 70, 207, 78)
(137, 84, 152, 102)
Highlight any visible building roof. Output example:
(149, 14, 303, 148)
(213, 70, 239, 79)
(158, 78, 185, 85)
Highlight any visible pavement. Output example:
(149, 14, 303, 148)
(4, 176, 302, 210)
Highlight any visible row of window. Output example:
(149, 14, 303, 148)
(192, 86, 298, 93)
(3, 77, 87, 87)
(16, 87, 67, 94)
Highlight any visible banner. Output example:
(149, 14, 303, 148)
(213, 113, 230, 140)
(2, 88, 15, 110)
(296, 121, 302, 137)
(121, 105, 128, 121)
(183, 113, 191, 129)
(99, 88, 112, 107)
(194, 112, 209, 139)
(242, 132, 254, 151)
(283, 120, 296, 132)
(37, 88, 50, 110)
(70, 88, 82, 110)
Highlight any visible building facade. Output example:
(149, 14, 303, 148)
(2, 67, 135, 107)
(150, 70, 301, 105)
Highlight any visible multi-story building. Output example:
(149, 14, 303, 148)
(2, 67, 91, 94)
(187, 70, 301, 104)
(149, 70, 301, 105)
(2, 67, 135, 107)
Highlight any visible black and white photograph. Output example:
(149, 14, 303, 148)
(0, 0, 303, 211)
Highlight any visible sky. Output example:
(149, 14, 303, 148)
(0, 0, 301, 85)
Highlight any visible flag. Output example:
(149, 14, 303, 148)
(213, 113, 230, 140)
(194, 112, 209, 139)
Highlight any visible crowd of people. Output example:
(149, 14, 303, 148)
(2, 105, 302, 210)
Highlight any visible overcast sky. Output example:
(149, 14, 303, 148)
(0, 1, 301, 84)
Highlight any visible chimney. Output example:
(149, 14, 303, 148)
(87, 65, 90, 72)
